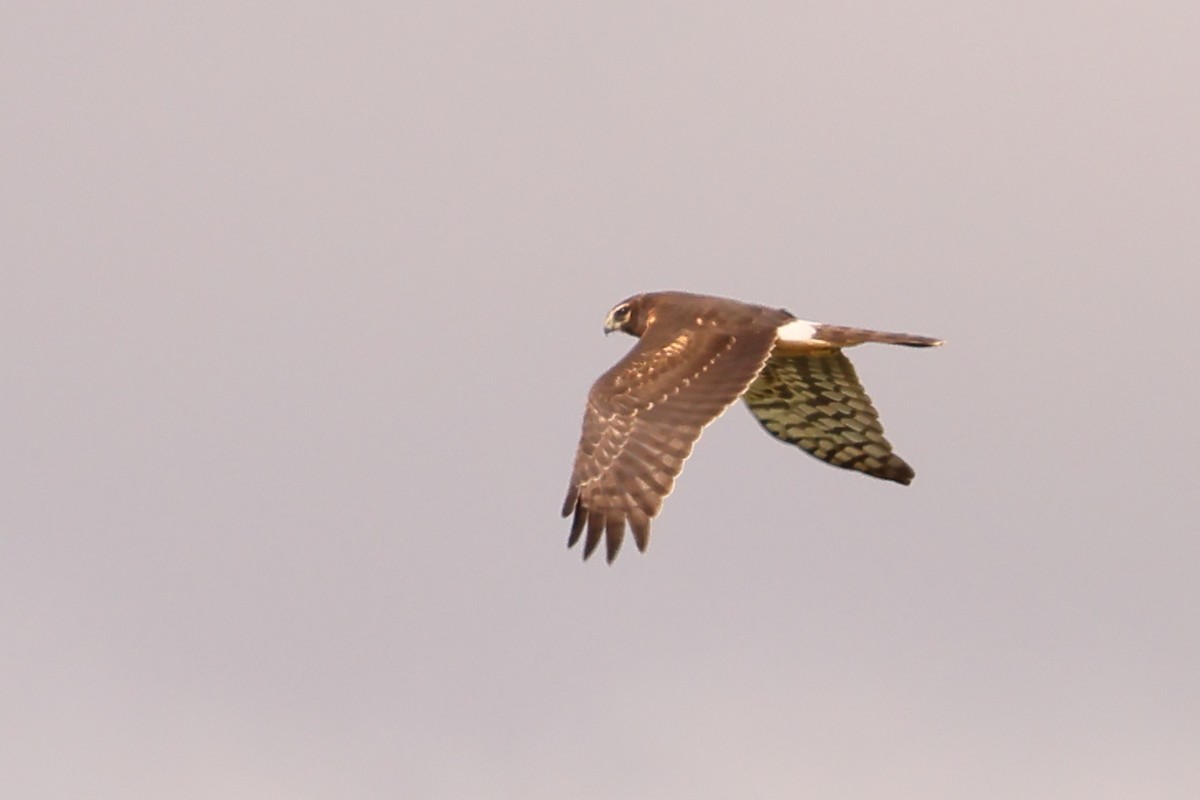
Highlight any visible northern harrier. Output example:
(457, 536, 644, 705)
(561, 291, 942, 562)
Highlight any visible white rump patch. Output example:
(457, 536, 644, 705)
(776, 319, 820, 344)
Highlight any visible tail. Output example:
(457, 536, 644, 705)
(813, 324, 943, 348)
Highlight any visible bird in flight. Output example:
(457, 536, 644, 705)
(561, 291, 942, 562)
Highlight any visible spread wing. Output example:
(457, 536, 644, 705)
(742, 351, 915, 484)
(562, 325, 779, 562)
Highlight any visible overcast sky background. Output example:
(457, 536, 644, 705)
(3, 3, 1199, 798)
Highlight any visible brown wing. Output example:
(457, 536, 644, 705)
(741, 351, 915, 484)
(562, 325, 779, 562)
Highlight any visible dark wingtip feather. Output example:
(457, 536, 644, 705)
(630, 518, 650, 553)
(850, 453, 916, 485)
(625, 508, 651, 552)
(561, 485, 579, 517)
(567, 501, 586, 547)
(884, 458, 915, 485)
(582, 511, 605, 560)
(604, 516, 626, 564)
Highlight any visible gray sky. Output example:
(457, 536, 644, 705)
(4, 2, 1199, 798)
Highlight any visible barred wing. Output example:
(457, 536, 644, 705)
(742, 351, 915, 484)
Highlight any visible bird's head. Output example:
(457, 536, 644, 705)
(603, 295, 651, 337)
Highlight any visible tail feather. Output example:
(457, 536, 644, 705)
(814, 324, 943, 348)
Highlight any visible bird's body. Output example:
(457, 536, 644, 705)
(562, 291, 942, 562)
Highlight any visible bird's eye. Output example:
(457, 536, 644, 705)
(613, 304, 630, 320)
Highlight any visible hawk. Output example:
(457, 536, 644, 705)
(561, 290, 942, 562)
